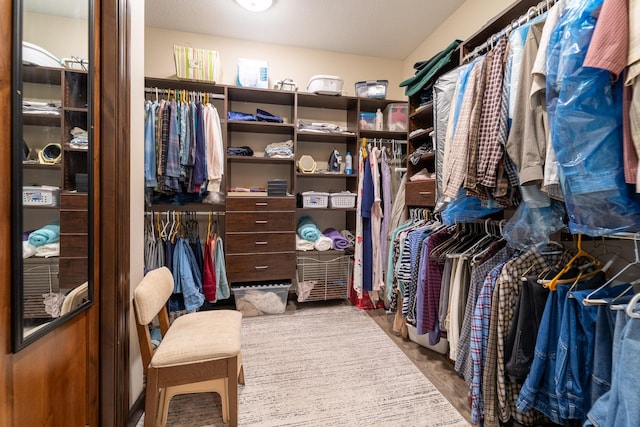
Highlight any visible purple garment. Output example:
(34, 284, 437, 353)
(417, 227, 453, 334)
(323, 228, 350, 250)
(380, 149, 392, 277)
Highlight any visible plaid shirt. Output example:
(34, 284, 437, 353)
(470, 260, 507, 425)
(418, 227, 453, 333)
(443, 58, 487, 199)
(476, 37, 509, 192)
(455, 244, 510, 385)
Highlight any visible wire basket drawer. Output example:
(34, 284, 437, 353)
(296, 251, 352, 302)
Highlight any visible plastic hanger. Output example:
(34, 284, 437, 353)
(625, 289, 640, 318)
(583, 233, 640, 306)
(546, 234, 602, 291)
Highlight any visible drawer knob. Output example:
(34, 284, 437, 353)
(255, 220, 268, 224)
(255, 202, 268, 206)
(254, 265, 269, 270)
(419, 191, 433, 195)
(255, 241, 268, 245)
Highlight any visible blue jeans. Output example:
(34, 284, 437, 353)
(586, 317, 640, 426)
(517, 284, 568, 424)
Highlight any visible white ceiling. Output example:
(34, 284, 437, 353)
(144, 0, 466, 60)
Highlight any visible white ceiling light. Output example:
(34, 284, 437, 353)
(235, 0, 273, 12)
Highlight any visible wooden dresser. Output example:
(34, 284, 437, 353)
(224, 196, 296, 283)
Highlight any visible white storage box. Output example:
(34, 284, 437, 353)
(307, 75, 343, 95)
(23, 186, 59, 207)
(233, 283, 291, 316)
(407, 324, 449, 354)
(329, 192, 356, 208)
(302, 191, 329, 208)
(355, 80, 388, 99)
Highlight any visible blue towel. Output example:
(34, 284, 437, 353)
(297, 216, 321, 242)
(28, 223, 60, 247)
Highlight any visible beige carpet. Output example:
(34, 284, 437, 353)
(137, 303, 469, 427)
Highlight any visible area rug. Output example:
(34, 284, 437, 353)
(136, 304, 469, 427)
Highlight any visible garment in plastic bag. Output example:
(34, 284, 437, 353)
(433, 68, 461, 213)
(502, 199, 566, 251)
(441, 189, 503, 226)
(546, 0, 640, 236)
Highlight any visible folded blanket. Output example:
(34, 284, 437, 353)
(28, 223, 60, 247)
(314, 235, 333, 251)
(297, 216, 321, 242)
(323, 228, 350, 250)
(296, 235, 315, 251)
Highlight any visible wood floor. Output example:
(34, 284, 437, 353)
(365, 307, 472, 425)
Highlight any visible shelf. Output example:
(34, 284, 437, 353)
(297, 93, 359, 110)
(359, 130, 407, 139)
(298, 207, 357, 212)
(410, 102, 433, 121)
(228, 85, 295, 105)
(147, 203, 226, 212)
(227, 156, 295, 164)
(23, 162, 62, 170)
(63, 107, 88, 113)
(23, 113, 60, 127)
(296, 131, 357, 143)
(22, 65, 62, 85)
(296, 173, 357, 179)
(409, 127, 434, 144)
(358, 98, 406, 112)
(227, 120, 295, 135)
(144, 77, 225, 96)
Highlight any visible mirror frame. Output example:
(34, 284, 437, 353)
(11, 0, 95, 351)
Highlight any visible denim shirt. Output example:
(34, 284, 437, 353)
(172, 237, 205, 312)
(144, 101, 158, 187)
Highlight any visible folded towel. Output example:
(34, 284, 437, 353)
(296, 235, 315, 251)
(35, 242, 59, 258)
(28, 223, 60, 247)
(323, 228, 350, 250)
(314, 235, 333, 251)
(340, 229, 356, 247)
(297, 216, 322, 242)
(23, 241, 37, 259)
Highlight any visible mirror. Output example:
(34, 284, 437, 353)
(12, 0, 94, 351)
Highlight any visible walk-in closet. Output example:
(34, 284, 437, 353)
(2, 0, 640, 426)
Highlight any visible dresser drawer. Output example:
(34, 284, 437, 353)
(225, 232, 295, 254)
(225, 253, 296, 283)
(405, 180, 436, 206)
(60, 192, 88, 210)
(59, 234, 88, 257)
(60, 210, 88, 233)
(226, 196, 295, 212)
(225, 212, 295, 233)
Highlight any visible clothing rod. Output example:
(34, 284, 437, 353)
(143, 87, 225, 100)
(462, 0, 557, 63)
(145, 210, 225, 216)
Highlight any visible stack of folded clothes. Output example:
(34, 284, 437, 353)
(227, 108, 284, 123)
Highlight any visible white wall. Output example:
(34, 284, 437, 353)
(144, 27, 407, 101)
(402, 0, 516, 78)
